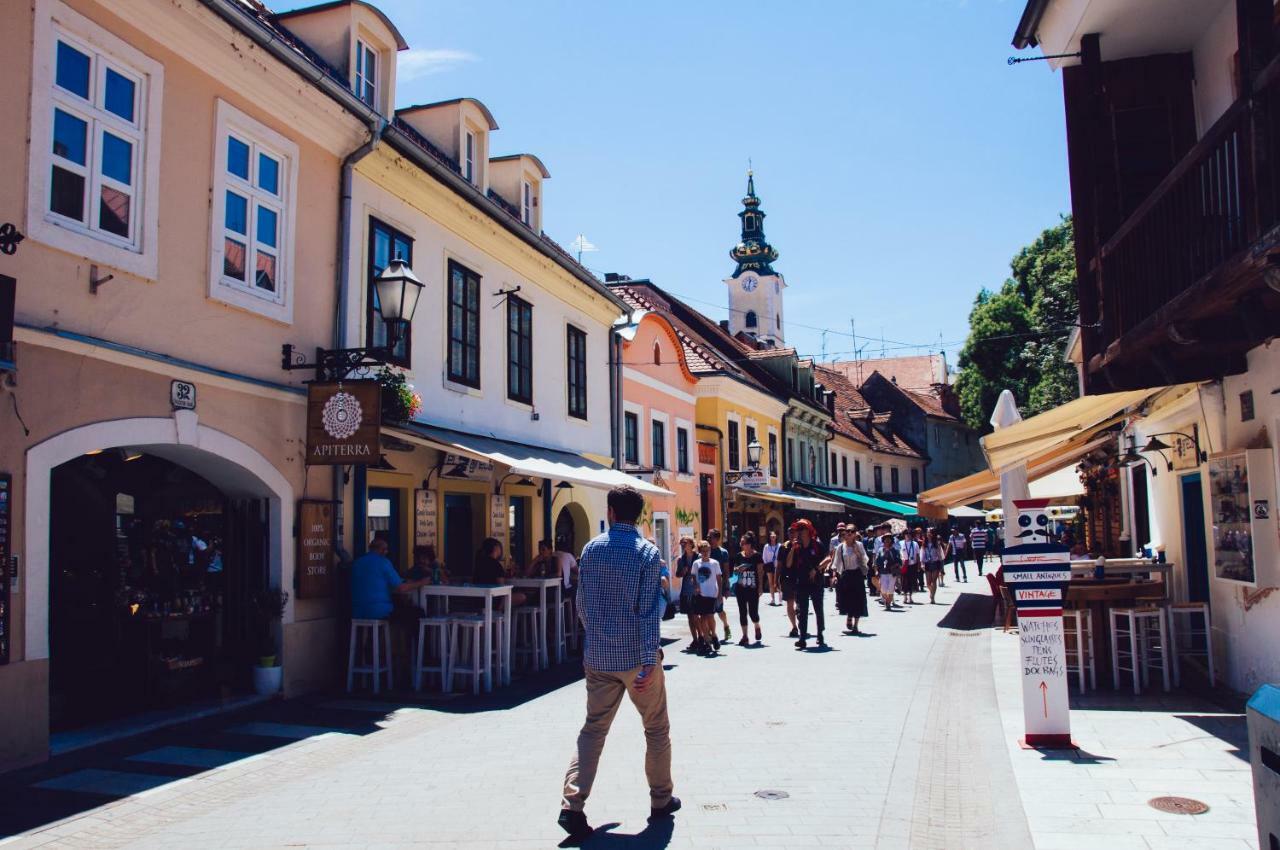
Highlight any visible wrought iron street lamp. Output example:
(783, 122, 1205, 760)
(746, 439, 763, 469)
(282, 259, 424, 381)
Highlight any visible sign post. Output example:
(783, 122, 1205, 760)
(1002, 497, 1073, 748)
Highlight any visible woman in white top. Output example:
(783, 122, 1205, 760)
(761, 530, 782, 606)
(822, 528, 869, 634)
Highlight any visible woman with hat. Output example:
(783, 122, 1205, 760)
(824, 526, 869, 635)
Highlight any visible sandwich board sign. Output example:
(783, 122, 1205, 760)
(1002, 497, 1073, 748)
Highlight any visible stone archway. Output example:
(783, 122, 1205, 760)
(24, 415, 294, 660)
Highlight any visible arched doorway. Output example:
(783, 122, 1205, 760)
(554, 502, 590, 556)
(25, 416, 293, 731)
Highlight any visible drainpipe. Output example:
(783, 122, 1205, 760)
(780, 409, 790, 490)
(609, 330, 622, 466)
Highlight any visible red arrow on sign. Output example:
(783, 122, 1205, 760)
(1039, 681, 1049, 718)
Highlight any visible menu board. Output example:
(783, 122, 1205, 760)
(1207, 452, 1256, 584)
(0, 473, 10, 664)
(296, 500, 336, 599)
(414, 489, 437, 547)
(490, 494, 508, 552)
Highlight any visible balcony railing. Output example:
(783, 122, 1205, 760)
(1096, 54, 1280, 345)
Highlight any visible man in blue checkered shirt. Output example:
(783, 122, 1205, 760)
(559, 485, 680, 842)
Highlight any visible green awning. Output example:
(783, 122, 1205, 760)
(799, 485, 919, 517)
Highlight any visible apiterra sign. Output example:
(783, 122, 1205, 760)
(306, 381, 381, 465)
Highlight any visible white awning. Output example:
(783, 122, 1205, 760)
(738, 487, 844, 513)
(390, 422, 674, 497)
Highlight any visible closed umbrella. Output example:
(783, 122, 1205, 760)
(989, 389, 1030, 547)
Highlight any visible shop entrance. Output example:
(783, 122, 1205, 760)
(48, 451, 267, 731)
(1180, 472, 1211, 606)
(444, 494, 475, 577)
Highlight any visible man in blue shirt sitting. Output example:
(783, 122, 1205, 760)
(350, 538, 428, 619)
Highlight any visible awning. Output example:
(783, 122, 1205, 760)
(390, 421, 674, 497)
(735, 487, 845, 513)
(981, 387, 1180, 472)
(800, 486, 919, 517)
(946, 505, 987, 518)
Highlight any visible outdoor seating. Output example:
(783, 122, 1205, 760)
(347, 619, 393, 694)
(1109, 607, 1170, 694)
(562, 597, 579, 651)
(1167, 601, 1215, 687)
(448, 615, 490, 695)
(412, 616, 451, 692)
(513, 605, 544, 671)
(1062, 607, 1096, 693)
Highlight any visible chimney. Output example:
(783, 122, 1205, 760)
(604, 272, 632, 283)
(719, 320, 730, 332)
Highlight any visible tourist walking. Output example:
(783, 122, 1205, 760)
(693, 540, 723, 653)
(948, 527, 968, 582)
(788, 520, 827, 649)
(779, 526, 800, 637)
(707, 529, 732, 643)
(875, 530, 900, 610)
(731, 532, 766, 645)
(674, 537, 700, 652)
(762, 530, 782, 606)
(827, 527, 869, 634)
(969, 523, 988, 576)
(923, 529, 945, 604)
(559, 485, 679, 842)
(900, 530, 920, 605)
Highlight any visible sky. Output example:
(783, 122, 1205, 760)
(278, 0, 1071, 372)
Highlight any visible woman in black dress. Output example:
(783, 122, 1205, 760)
(826, 527, 869, 634)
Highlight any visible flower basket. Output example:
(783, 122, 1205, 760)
(376, 367, 422, 424)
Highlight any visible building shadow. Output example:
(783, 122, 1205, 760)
(935, 593, 995, 631)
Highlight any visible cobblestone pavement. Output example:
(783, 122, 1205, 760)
(0, 564, 1247, 849)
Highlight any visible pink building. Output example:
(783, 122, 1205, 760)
(618, 311, 703, 565)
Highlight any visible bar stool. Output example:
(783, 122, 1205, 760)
(347, 619, 392, 694)
(1167, 601, 1215, 687)
(1110, 607, 1170, 694)
(513, 606, 544, 671)
(412, 616, 451, 692)
(1063, 607, 1096, 693)
(563, 597, 580, 650)
(490, 613, 509, 685)
(448, 615, 490, 695)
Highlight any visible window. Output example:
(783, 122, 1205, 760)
(367, 218, 412, 365)
(464, 131, 476, 184)
(521, 180, 534, 226)
(447, 260, 481, 387)
(745, 310, 757, 328)
(855, 460, 862, 490)
(566, 325, 588, 419)
(830, 453, 838, 483)
(354, 39, 377, 107)
(624, 412, 639, 464)
(910, 468, 920, 493)
(727, 420, 740, 471)
(506, 294, 533, 403)
(768, 433, 778, 477)
(842, 455, 849, 488)
(677, 427, 690, 474)
(745, 425, 757, 467)
(652, 419, 666, 469)
(873, 466, 883, 493)
(787, 438, 795, 480)
(34, 17, 162, 277)
(891, 468, 900, 493)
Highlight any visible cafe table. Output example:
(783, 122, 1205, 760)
(418, 584, 513, 691)
(1065, 578, 1169, 687)
(511, 577, 564, 667)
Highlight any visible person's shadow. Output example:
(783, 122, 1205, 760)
(559, 819, 675, 848)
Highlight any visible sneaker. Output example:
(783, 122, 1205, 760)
(558, 810, 593, 843)
(650, 796, 682, 821)
(788, 627, 799, 638)
(794, 639, 807, 650)
(738, 636, 750, 647)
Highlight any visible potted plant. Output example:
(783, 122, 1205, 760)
(376, 366, 422, 424)
(252, 587, 289, 695)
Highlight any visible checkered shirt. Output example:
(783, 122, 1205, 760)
(576, 522, 664, 672)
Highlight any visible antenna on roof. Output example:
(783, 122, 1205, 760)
(570, 234, 598, 263)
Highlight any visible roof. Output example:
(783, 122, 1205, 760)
(826, 354, 947, 394)
(398, 98, 499, 130)
(814, 366, 925, 460)
(1012, 0, 1050, 49)
(274, 0, 409, 51)
(490, 153, 551, 178)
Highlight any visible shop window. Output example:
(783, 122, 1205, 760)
(507, 294, 532, 404)
(624, 412, 639, 465)
(566, 325, 588, 419)
(447, 260, 481, 387)
(367, 217, 412, 365)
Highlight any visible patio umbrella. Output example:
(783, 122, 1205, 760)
(990, 389, 1031, 547)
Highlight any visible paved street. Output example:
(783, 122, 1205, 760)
(0, 568, 1256, 850)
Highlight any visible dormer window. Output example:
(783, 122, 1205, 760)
(521, 180, 533, 225)
(354, 39, 377, 107)
(464, 131, 476, 183)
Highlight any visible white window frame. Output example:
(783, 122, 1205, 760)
(208, 100, 299, 324)
(28, 0, 163, 280)
(354, 38, 378, 108)
(521, 179, 534, 226)
(464, 130, 477, 184)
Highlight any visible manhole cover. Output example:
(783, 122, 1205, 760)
(701, 803, 727, 812)
(765, 720, 785, 727)
(1148, 796, 1209, 815)
(754, 789, 790, 800)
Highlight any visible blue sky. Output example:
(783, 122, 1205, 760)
(278, 0, 1070, 371)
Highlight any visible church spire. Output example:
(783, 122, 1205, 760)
(730, 170, 779, 277)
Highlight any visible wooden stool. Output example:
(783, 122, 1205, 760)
(1110, 607, 1170, 694)
(513, 606, 544, 671)
(412, 616, 451, 692)
(1167, 601, 1215, 687)
(1063, 608, 1096, 693)
(448, 616, 489, 695)
(347, 619, 392, 694)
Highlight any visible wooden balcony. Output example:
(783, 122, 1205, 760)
(1087, 56, 1280, 389)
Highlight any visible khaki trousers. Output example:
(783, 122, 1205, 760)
(561, 662, 673, 812)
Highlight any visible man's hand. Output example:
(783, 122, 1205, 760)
(633, 664, 656, 692)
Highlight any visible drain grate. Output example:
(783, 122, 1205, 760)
(1149, 796, 1209, 815)
(765, 720, 786, 727)
(754, 789, 790, 800)
(701, 803, 727, 812)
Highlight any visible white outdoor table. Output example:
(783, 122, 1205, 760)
(1069, 560, 1173, 580)
(419, 584, 513, 691)
(512, 577, 564, 667)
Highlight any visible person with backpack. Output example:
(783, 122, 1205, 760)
(826, 527, 869, 635)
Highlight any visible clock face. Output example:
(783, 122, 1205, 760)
(741, 275, 758, 292)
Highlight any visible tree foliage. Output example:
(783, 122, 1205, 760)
(955, 217, 1079, 432)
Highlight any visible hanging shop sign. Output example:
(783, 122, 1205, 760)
(296, 500, 336, 599)
(0, 473, 11, 664)
(440, 453, 493, 481)
(724, 468, 767, 490)
(1169, 426, 1201, 471)
(414, 489, 437, 547)
(306, 380, 381, 465)
(1002, 497, 1073, 748)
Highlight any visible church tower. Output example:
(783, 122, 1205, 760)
(725, 171, 786, 346)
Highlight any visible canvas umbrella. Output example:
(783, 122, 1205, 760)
(989, 389, 1031, 547)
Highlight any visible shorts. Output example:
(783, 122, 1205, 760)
(692, 596, 717, 616)
(715, 597, 724, 614)
(925, 562, 944, 575)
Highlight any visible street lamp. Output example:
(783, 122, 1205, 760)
(746, 438, 763, 469)
(281, 259, 425, 380)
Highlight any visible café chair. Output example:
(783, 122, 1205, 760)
(1167, 601, 1215, 687)
(513, 605, 544, 671)
(347, 618, 393, 694)
(1063, 607, 1096, 693)
(412, 616, 451, 692)
(448, 615, 490, 695)
(1110, 607, 1170, 694)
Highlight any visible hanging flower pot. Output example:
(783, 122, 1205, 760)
(376, 366, 422, 424)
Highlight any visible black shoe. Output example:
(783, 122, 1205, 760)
(816, 635, 826, 647)
(558, 810, 593, 843)
(738, 636, 750, 647)
(711, 635, 720, 650)
(650, 796, 682, 821)
(789, 627, 799, 638)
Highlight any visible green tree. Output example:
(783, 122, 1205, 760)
(956, 217, 1079, 431)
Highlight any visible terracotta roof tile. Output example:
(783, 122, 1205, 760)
(814, 366, 925, 460)
(826, 354, 946, 393)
